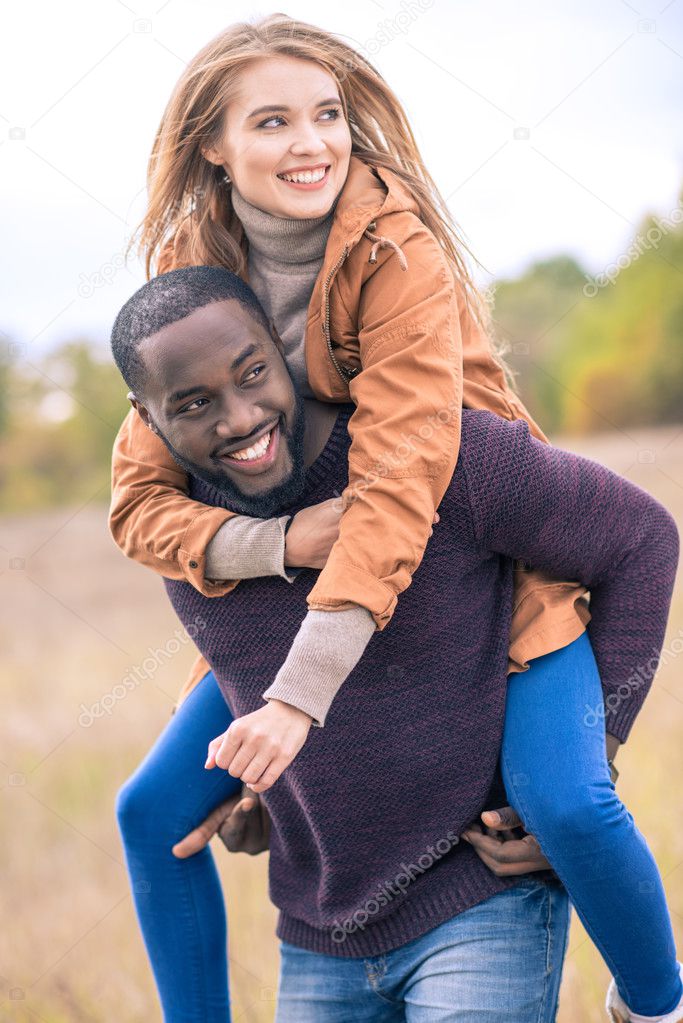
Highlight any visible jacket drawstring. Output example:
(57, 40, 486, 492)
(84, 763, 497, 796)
(363, 221, 409, 271)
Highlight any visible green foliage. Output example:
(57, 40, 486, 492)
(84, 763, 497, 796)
(494, 195, 683, 434)
(0, 340, 130, 512)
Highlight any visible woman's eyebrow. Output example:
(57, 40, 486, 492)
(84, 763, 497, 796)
(246, 96, 341, 119)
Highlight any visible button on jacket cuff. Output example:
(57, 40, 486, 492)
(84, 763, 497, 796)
(177, 506, 242, 597)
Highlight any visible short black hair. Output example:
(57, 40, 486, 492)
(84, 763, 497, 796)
(110, 265, 271, 395)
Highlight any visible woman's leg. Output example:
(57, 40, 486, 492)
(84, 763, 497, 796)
(501, 632, 682, 1018)
(116, 670, 242, 1023)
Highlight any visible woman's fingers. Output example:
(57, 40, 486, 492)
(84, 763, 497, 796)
(247, 756, 288, 794)
(204, 734, 224, 769)
(239, 753, 273, 786)
(213, 725, 247, 773)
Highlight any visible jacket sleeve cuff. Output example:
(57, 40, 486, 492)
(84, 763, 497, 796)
(261, 607, 376, 726)
(177, 505, 243, 597)
(204, 514, 295, 583)
(306, 561, 398, 630)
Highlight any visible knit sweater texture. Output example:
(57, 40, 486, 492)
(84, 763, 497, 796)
(164, 404, 679, 957)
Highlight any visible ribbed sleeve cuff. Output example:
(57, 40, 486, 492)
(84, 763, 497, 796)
(602, 692, 646, 745)
(261, 607, 377, 726)
(204, 514, 295, 583)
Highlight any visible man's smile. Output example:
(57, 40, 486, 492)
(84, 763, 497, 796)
(215, 416, 282, 474)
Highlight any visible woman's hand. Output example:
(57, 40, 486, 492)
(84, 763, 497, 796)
(285, 498, 440, 570)
(284, 498, 343, 569)
(205, 699, 313, 793)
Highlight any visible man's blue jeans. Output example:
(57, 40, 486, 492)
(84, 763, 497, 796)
(275, 878, 570, 1022)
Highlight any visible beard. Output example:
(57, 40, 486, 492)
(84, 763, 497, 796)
(157, 393, 308, 518)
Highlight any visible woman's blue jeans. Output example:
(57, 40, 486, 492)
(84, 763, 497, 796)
(501, 631, 682, 1017)
(115, 670, 240, 1022)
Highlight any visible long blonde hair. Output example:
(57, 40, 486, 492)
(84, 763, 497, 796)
(131, 13, 514, 382)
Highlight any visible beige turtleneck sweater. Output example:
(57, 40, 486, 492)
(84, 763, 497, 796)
(204, 183, 375, 726)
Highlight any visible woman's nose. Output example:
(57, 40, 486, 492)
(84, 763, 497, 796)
(290, 123, 326, 155)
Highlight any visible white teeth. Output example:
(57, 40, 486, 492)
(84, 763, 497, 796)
(225, 430, 271, 462)
(279, 167, 327, 184)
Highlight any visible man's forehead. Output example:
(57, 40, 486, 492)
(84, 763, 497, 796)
(144, 300, 267, 387)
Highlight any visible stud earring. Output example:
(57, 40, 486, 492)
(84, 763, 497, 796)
(223, 173, 231, 185)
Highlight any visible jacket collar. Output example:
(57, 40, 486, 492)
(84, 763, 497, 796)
(325, 154, 419, 254)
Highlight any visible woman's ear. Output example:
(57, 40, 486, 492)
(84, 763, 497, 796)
(201, 144, 226, 167)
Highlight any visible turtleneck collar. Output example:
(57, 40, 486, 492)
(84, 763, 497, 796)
(230, 183, 339, 265)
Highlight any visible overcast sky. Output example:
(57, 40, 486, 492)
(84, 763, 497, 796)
(2, 0, 682, 353)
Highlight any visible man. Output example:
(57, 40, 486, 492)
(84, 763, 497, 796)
(111, 266, 676, 1021)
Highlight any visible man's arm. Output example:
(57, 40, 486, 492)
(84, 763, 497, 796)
(461, 411, 680, 743)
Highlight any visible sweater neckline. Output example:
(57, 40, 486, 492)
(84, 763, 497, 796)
(230, 184, 339, 265)
(302, 403, 354, 492)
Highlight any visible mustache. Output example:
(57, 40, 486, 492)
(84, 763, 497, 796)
(210, 415, 280, 460)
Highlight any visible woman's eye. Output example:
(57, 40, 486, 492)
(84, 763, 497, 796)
(258, 107, 342, 129)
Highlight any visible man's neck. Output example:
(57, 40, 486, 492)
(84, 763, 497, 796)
(302, 397, 340, 468)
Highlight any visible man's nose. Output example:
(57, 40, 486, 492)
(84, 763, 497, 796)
(213, 401, 265, 443)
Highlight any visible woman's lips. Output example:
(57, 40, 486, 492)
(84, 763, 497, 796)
(218, 420, 281, 474)
(276, 165, 330, 190)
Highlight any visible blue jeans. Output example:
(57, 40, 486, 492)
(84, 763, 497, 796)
(116, 670, 240, 1022)
(275, 879, 570, 1021)
(501, 631, 682, 1017)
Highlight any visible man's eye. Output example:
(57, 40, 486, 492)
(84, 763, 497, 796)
(179, 398, 208, 413)
(243, 364, 266, 383)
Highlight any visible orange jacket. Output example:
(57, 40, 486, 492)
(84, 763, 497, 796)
(110, 155, 590, 708)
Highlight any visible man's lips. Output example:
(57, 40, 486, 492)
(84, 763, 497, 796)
(215, 419, 281, 474)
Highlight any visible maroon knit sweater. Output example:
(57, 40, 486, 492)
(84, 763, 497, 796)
(164, 405, 679, 957)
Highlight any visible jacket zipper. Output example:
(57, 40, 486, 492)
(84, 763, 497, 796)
(321, 244, 356, 383)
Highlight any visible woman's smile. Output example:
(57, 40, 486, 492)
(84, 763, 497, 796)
(276, 164, 331, 190)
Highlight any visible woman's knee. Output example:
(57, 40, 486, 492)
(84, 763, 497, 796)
(115, 766, 160, 838)
(511, 775, 627, 844)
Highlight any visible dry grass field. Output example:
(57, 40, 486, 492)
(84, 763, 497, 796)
(2, 422, 683, 1022)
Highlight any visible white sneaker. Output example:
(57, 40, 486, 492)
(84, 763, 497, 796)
(606, 964, 683, 1022)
